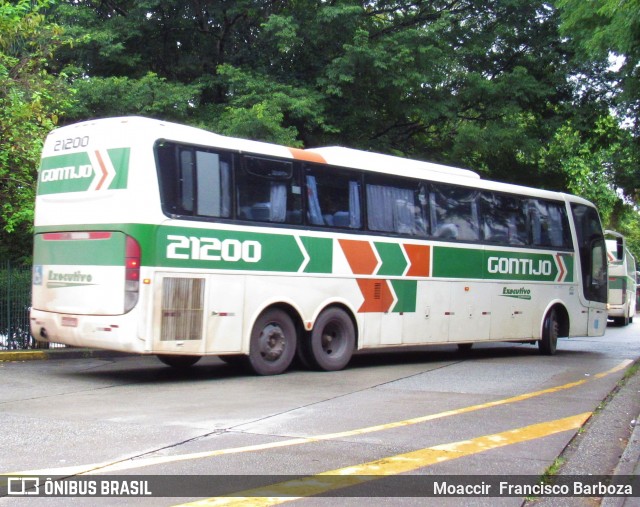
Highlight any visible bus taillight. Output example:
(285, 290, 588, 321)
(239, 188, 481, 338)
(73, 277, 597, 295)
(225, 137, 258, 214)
(125, 235, 141, 312)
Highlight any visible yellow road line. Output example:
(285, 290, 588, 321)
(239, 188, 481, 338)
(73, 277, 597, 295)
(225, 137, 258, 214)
(3, 360, 631, 477)
(174, 412, 592, 507)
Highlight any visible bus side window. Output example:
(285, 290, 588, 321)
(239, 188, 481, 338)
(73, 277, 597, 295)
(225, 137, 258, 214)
(529, 200, 571, 249)
(430, 184, 479, 241)
(179, 149, 195, 214)
(305, 166, 361, 229)
(155, 142, 233, 219)
(237, 156, 301, 224)
(365, 175, 427, 236)
(156, 141, 181, 215)
(194, 151, 231, 218)
(480, 192, 527, 245)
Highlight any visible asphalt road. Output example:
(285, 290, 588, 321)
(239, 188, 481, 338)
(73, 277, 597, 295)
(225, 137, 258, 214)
(1, 319, 639, 506)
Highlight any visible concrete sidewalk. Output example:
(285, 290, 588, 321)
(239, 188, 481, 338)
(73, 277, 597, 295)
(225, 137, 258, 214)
(525, 360, 640, 506)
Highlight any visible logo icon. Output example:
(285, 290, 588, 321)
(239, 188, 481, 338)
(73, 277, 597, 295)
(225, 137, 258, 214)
(8, 477, 40, 495)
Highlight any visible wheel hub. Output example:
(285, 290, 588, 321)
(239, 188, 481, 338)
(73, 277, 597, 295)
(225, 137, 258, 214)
(259, 324, 285, 361)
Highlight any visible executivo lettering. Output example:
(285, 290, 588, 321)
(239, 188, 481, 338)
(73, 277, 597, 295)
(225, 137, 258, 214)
(47, 270, 96, 288)
(501, 287, 532, 300)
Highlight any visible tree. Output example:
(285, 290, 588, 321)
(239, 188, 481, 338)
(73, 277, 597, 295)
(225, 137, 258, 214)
(557, 0, 640, 197)
(0, 0, 73, 263)
(2, 0, 637, 262)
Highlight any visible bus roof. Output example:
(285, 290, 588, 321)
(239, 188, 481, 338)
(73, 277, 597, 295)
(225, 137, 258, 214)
(304, 146, 480, 180)
(48, 116, 595, 207)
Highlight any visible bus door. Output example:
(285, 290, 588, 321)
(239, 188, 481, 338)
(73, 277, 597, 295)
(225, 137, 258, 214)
(571, 204, 608, 336)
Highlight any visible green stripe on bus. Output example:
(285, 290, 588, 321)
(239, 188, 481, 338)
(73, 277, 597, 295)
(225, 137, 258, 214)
(106, 148, 130, 190)
(37, 149, 130, 195)
(375, 242, 407, 276)
(158, 226, 306, 272)
(33, 233, 126, 266)
(300, 236, 333, 274)
(608, 277, 625, 290)
(433, 247, 484, 279)
(433, 246, 574, 282)
(390, 280, 417, 312)
(34, 223, 574, 284)
(38, 152, 94, 194)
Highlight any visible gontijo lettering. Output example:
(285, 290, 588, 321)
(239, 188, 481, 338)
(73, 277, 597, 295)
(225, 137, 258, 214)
(488, 256, 552, 276)
(40, 165, 93, 182)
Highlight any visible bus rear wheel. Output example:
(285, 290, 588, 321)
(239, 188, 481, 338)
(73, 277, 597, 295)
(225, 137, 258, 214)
(157, 354, 201, 368)
(248, 309, 296, 375)
(302, 307, 355, 371)
(539, 308, 559, 356)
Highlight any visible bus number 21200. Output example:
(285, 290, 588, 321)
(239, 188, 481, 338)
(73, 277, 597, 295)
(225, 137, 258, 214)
(166, 235, 262, 263)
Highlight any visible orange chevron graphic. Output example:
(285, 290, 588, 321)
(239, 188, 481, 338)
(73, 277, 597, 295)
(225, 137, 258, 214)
(338, 239, 378, 275)
(555, 253, 566, 282)
(356, 279, 394, 313)
(94, 150, 109, 190)
(404, 244, 431, 277)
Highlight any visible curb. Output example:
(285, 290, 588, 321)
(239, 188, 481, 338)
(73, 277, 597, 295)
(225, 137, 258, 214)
(522, 362, 640, 507)
(0, 348, 133, 362)
(601, 378, 640, 507)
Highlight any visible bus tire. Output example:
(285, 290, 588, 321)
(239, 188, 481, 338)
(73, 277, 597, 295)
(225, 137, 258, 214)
(613, 316, 629, 326)
(157, 354, 201, 368)
(248, 309, 296, 375)
(306, 307, 355, 371)
(539, 308, 558, 356)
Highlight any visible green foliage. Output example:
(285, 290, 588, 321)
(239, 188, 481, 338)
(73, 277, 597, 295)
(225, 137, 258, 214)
(203, 64, 332, 147)
(541, 118, 621, 222)
(1, 0, 639, 262)
(70, 72, 200, 122)
(611, 204, 640, 263)
(0, 0, 74, 263)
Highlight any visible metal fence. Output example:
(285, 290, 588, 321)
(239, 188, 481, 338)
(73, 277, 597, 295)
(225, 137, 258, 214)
(0, 262, 63, 350)
(0, 262, 33, 349)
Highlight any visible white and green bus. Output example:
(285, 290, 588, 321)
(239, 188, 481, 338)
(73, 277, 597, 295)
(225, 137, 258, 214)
(606, 231, 637, 326)
(30, 117, 608, 375)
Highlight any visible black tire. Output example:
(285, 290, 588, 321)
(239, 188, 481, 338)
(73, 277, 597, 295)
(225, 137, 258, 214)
(304, 307, 355, 371)
(248, 309, 297, 375)
(157, 354, 201, 368)
(612, 316, 629, 326)
(539, 308, 559, 356)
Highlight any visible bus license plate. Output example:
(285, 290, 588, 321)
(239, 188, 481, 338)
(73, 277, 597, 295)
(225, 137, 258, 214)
(61, 316, 78, 327)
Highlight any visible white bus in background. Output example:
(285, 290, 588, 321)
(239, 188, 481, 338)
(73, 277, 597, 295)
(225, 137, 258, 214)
(606, 231, 637, 326)
(31, 117, 608, 375)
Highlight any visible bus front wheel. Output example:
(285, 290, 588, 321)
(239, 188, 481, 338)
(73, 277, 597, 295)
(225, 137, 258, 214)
(539, 308, 559, 356)
(303, 307, 355, 371)
(248, 309, 296, 375)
